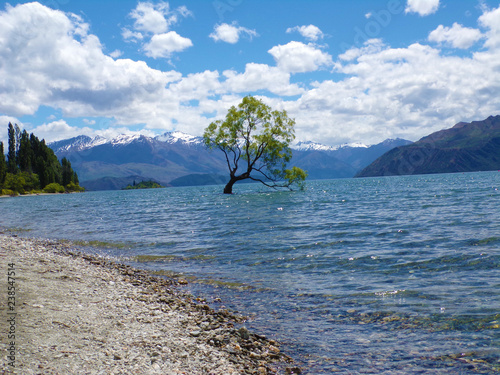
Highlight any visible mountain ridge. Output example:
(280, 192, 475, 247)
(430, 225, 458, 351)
(356, 115, 500, 177)
(49, 132, 411, 190)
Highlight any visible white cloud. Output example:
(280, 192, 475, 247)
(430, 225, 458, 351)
(130, 2, 169, 34)
(429, 23, 483, 49)
(268, 41, 333, 73)
(209, 23, 257, 44)
(143, 31, 193, 58)
(0, 3, 182, 120)
(223, 63, 304, 96)
(109, 50, 123, 58)
(122, 28, 144, 42)
(168, 70, 223, 102)
(286, 35, 500, 144)
(286, 25, 324, 41)
(478, 5, 500, 49)
(29, 121, 159, 144)
(29, 120, 94, 143)
(123, 1, 192, 59)
(2, 2, 500, 148)
(128, 1, 191, 35)
(405, 0, 440, 16)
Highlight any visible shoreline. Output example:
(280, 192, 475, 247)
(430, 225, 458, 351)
(0, 191, 85, 198)
(0, 234, 301, 374)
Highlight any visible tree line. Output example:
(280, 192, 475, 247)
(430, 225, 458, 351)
(0, 123, 84, 195)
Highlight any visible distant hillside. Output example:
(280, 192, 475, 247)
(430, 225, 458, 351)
(356, 115, 500, 177)
(49, 132, 410, 190)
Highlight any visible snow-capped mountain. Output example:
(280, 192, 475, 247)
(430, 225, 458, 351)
(49, 135, 108, 153)
(155, 131, 204, 145)
(109, 133, 144, 146)
(48, 132, 411, 190)
(50, 131, 204, 154)
(293, 140, 368, 152)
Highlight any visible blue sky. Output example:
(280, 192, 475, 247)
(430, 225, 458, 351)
(1, 0, 500, 146)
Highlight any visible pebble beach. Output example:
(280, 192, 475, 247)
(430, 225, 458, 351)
(0, 234, 300, 375)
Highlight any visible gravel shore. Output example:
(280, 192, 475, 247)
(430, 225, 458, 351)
(0, 234, 301, 374)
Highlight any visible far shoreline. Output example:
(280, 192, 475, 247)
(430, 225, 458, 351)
(0, 191, 85, 198)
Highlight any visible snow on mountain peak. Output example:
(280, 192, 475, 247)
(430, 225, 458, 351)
(155, 131, 203, 145)
(49, 135, 108, 153)
(51, 131, 372, 154)
(293, 141, 336, 151)
(292, 140, 368, 151)
(110, 133, 142, 146)
(343, 142, 368, 149)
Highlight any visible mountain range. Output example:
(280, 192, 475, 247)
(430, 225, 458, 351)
(49, 132, 411, 190)
(356, 115, 500, 177)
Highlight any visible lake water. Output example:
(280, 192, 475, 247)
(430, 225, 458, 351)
(1, 172, 499, 374)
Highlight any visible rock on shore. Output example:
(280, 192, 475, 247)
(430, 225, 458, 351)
(0, 234, 300, 374)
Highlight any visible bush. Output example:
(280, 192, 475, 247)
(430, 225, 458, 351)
(43, 183, 65, 194)
(1, 189, 18, 196)
(3, 173, 26, 194)
(66, 182, 85, 192)
(19, 171, 40, 191)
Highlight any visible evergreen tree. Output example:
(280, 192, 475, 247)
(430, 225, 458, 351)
(17, 130, 34, 173)
(61, 157, 74, 186)
(7, 123, 17, 174)
(0, 142, 7, 186)
(14, 124, 21, 153)
(2, 124, 82, 194)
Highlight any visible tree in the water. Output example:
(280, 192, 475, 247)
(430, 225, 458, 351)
(203, 96, 307, 194)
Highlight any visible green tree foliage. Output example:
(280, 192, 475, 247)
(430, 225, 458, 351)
(7, 123, 17, 174)
(203, 96, 307, 194)
(66, 181, 85, 192)
(3, 173, 25, 194)
(0, 124, 83, 195)
(61, 157, 75, 186)
(3, 172, 40, 194)
(17, 130, 34, 172)
(122, 180, 164, 190)
(43, 183, 65, 194)
(0, 142, 6, 185)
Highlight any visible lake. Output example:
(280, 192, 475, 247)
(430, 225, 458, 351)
(1, 171, 499, 374)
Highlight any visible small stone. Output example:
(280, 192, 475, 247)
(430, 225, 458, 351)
(250, 351, 261, 359)
(189, 330, 201, 337)
(238, 327, 250, 340)
(268, 345, 280, 354)
(258, 366, 267, 375)
(286, 366, 302, 374)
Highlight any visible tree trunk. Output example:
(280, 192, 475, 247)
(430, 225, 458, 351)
(223, 177, 237, 194)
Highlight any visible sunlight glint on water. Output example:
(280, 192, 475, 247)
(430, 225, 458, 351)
(1, 172, 499, 374)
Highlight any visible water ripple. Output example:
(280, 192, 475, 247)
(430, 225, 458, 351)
(1, 171, 499, 374)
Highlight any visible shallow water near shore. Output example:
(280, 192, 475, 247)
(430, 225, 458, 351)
(1, 171, 499, 374)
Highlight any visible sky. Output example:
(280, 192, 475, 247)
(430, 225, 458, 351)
(1, 0, 500, 147)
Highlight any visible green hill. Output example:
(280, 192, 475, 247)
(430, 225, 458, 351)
(356, 115, 500, 177)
